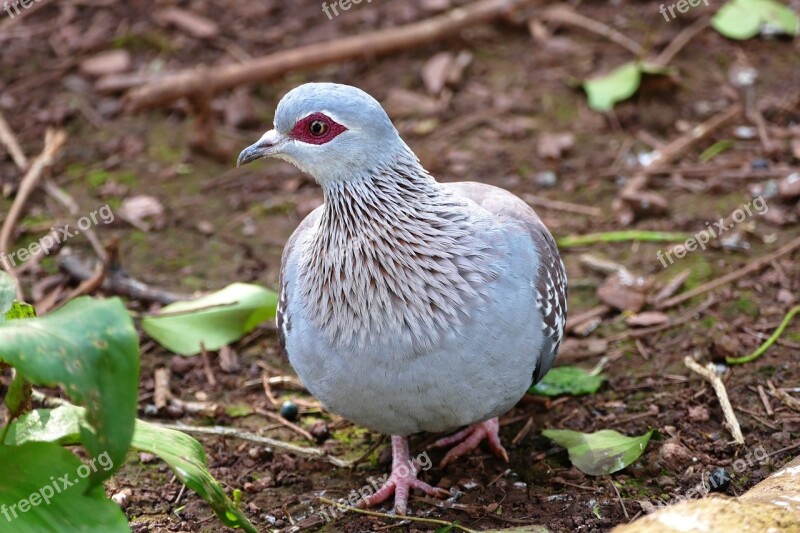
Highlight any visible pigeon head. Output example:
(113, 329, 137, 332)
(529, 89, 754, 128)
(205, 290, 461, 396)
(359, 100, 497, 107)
(237, 83, 411, 185)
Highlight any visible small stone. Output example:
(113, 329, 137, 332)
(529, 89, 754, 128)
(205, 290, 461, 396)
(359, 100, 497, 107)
(659, 442, 693, 470)
(534, 170, 558, 187)
(771, 431, 791, 445)
(169, 355, 194, 375)
(778, 172, 800, 200)
(138, 452, 157, 463)
(688, 405, 710, 422)
(751, 158, 770, 170)
(111, 488, 132, 508)
(308, 420, 330, 442)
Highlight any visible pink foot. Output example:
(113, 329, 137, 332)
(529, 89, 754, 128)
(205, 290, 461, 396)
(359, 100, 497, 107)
(359, 435, 449, 515)
(432, 417, 509, 467)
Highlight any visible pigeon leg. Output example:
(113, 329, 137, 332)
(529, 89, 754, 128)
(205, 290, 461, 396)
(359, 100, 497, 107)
(359, 435, 449, 515)
(432, 417, 509, 467)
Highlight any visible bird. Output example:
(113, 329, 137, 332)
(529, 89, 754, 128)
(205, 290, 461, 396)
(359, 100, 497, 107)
(237, 82, 567, 515)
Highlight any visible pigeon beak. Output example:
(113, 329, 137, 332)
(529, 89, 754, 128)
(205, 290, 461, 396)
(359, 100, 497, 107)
(237, 129, 285, 167)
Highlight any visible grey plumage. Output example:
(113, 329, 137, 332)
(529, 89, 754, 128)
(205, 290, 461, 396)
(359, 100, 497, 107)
(239, 82, 567, 511)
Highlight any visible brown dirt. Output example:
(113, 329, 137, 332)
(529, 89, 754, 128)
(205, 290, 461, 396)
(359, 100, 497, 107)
(1, 1, 799, 532)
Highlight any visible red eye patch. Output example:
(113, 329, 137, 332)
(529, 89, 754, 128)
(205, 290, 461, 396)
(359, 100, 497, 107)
(290, 113, 348, 145)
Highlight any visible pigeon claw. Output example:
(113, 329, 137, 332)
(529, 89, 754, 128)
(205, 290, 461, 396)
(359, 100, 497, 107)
(433, 417, 509, 468)
(358, 467, 449, 516)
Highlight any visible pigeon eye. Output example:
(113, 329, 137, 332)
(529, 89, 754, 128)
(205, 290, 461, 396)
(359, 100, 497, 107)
(308, 119, 329, 137)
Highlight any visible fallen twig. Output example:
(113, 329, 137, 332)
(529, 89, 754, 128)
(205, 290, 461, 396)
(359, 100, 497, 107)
(684, 356, 745, 445)
(152, 423, 352, 467)
(652, 16, 710, 67)
(0, 129, 67, 275)
(767, 380, 800, 414)
(659, 235, 800, 309)
(316, 497, 477, 533)
(522, 193, 602, 217)
(538, 6, 645, 57)
(57, 249, 188, 305)
(0, 109, 28, 169)
(255, 408, 314, 442)
(125, 0, 534, 110)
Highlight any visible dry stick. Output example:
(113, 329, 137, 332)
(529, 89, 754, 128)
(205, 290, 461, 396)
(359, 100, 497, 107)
(0, 129, 67, 258)
(659, 235, 800, 309)
(317, 498, 478, 533)
(0, 109, 28, 169)
(684, 357, 745, 445)
(652, 16, 710, 67)
(125, 0, 534, 110)
(522, 193, 602, 217)
(0, 129, 67, 300)
(152, 423, 353, 467)
(538, 6, 645, 56)
(255, 408, 315, 442)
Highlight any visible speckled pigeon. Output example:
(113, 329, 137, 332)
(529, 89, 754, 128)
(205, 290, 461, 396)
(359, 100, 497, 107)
(238, 83, 567, 514)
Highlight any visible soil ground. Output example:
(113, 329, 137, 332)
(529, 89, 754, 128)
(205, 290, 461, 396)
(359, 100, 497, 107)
(1, 1, 799, 531)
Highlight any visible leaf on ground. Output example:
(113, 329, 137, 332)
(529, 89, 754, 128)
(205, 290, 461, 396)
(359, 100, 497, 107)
(712, 0, 798, 39)
(530, 366, 605, 396)
(141, 282, 277, 355)
(542, 428, 655, 476)
(0, 442, 129, 533)
(131, 419, 258, 533)
(0, 297, 139, 488)
(583, 62, 642, 111)
(5, 403, 258, 533)
(2, 404, 83, 446)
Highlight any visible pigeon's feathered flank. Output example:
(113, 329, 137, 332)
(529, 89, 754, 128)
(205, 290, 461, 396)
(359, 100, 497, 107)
(238, 83, 567, 515)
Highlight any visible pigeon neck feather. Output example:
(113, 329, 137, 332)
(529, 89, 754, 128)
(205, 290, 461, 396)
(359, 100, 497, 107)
(299, 151, 491, 351)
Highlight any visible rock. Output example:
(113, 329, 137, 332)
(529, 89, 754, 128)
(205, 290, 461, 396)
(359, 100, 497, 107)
(688, 405, 710, 422)
(80, 50, 131, 77)
(659, 441, 694, 470)
(154, 7, 219, 38)
(111, 488, 132, 508)
(421, 52, 454, 95)
(597, 270, 650, 312)
(626, 311, 670, 327)
(537, 132, 574, 159)
(778, 172, 800, 200)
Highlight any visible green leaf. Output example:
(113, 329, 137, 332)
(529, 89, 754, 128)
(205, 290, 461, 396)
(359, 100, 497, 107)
(6, 404, 259, 533)
(542, 428, 655, 476)
(0, 271, 16, 320)
(0, 442, 129, 533)
(2, 405, 83, 446)
(530, 366, 605, 396)
(5, 371, 32, 420)
(142, 283, 277, 355)
(0, 297, 139, 488)
(131, 420, 258, 533)
(583, 62, 642, 111)
(712, 0, 798, 39)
